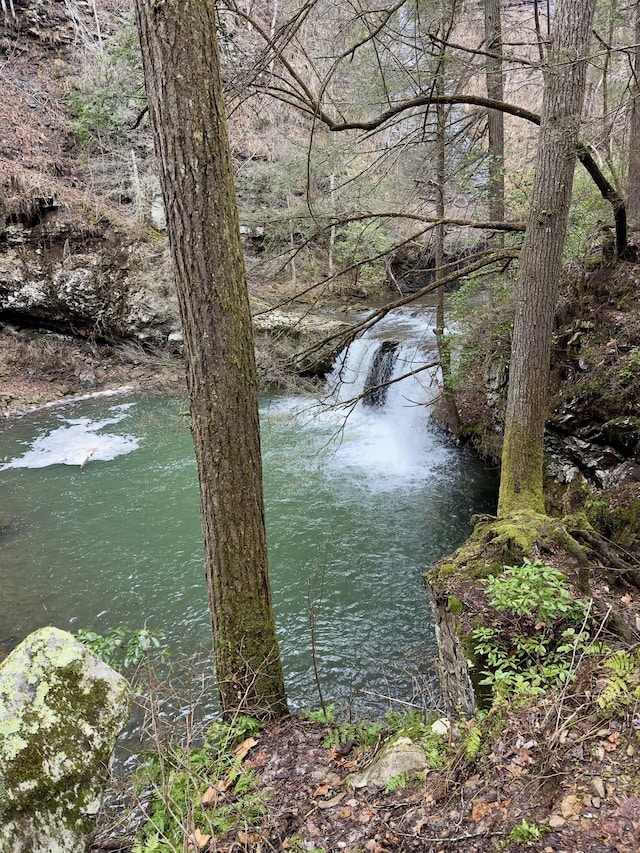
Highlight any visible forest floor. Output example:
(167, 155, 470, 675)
(92, 674, 640, 853)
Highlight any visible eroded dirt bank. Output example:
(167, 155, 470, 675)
(0, 325, 184, 415)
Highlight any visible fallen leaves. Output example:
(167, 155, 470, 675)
(201, 736, 259, 807)
(188, 828, 211, 850)
(234, 736, 259, 762)
(315, 792, 346, 809)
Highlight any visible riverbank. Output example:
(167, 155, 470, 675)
(4, 321, 640, 853)
(0, 324, 185, 416)
(93, 671, 640, 853)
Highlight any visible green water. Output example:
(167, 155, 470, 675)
(0, 370, 496, 715)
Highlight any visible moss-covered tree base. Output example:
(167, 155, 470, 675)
(426, 509, 639, 714)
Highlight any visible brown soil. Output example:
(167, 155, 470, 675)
(247, 705, 640, 853)
(0, 326, 185, 415)
(93, 689, 640, 853)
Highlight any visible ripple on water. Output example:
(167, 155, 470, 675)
(0, 315, 497, 724)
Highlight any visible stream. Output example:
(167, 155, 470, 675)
(0, 307, 497, 716)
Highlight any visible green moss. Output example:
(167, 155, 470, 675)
(498, 419, 545, 516)
(587, 496, 640, 552)
(2, 667, 113, 825)
(0, 628, 129, 837)
(448, 594, 463, 616)
(428, 512, 554, 588)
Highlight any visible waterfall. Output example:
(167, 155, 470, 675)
(362, 340, 400, 407)
(321, 308, 448, 487)
(326, 309, 440, 412)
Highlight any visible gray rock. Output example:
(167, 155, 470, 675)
(347, 737, 428, 789)
(0, 217, 180, 345)
(0, 626, 130, 853)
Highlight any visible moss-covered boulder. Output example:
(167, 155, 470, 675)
(0, 626, 130, 853)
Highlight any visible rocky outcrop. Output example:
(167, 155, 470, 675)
(253, 306, 350, 377)
(0, 626, 130, 853)
(0, 212, 350, 376)
(547, 414, 640, 489)
(427, 588, 477, 718)
(0, 213, 181, 345)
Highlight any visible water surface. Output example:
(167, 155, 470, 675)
(0, 309, 497, 714)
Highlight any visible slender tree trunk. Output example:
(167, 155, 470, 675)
(432, 7, 461, 434)
(497, 0, 597, 518)
(434, 84, 461, 434)
(628, 2, 640, 228)
(484, 0, 504, 248)
(134, 0, 287, 720)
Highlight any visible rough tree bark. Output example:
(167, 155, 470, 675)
(134, 0, 287, 719)
(434, 67, 461, 434)
(627, 1, 640, 228)
(497, 0, 597, 517)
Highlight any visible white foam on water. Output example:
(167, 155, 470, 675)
(0, 403, 140, 470)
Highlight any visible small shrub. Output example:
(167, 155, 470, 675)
(483, 558, 585, 625)
(133, 716, 266, 852)
(76, 625, 162, 670)
(472, 559, 593, 698)
(506, 818, 550, 844)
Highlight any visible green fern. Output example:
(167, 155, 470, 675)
(604, 650, 639, 676)
(597, 650, 640, 715)
(465, 726, 482, 761)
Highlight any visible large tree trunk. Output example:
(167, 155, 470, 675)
(434, 84, 461, 434)
(497, 0, 597, 517)
(134, 0, 287, 719)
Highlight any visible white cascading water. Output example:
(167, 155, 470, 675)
(318, 307, 452, 489)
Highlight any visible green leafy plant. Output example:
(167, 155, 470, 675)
(317, 706, 452, 767)
(133, 716, 266, 852)
(286, 837, 328, 853)
(617, 346, 640, 384)
(384, 771, 410, 793)
(483, 559, 585, 624)
(301, 703, 336, 725)
(465, 724, 482, 761)
(421, 733, 453, 768)
(322, 718, 385, 751)
(65, 19, 144, 151)
(332, 220, 394, 291)
(382, 708, 430, 738)
(506, 818, 550, 844)
(76, 625, 162, 670)
(472, 559, 593, 698)
(596, 649, 640, 716)
(66, 89, 124, 146)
